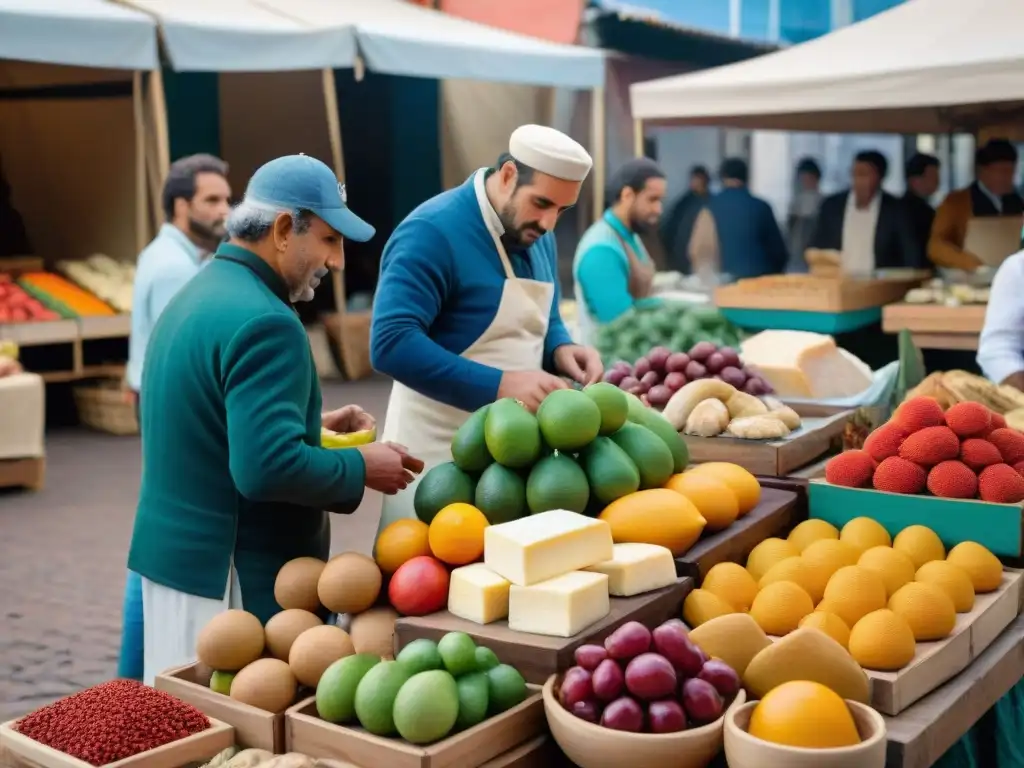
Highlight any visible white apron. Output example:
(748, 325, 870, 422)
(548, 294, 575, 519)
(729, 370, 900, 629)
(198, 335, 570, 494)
(377, 169, 554, 533)
(140, 567, 243, 685)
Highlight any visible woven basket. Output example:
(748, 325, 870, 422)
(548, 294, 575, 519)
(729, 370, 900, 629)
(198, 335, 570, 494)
(73, 380, 138, 436)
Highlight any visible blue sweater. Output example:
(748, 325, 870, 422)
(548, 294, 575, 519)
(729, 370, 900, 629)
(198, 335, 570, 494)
(707, 187, 789, 279)
(371, 174, 573, 411)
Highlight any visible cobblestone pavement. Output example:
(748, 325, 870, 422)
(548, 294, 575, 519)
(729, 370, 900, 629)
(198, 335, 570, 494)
(0, 377, 392, 721)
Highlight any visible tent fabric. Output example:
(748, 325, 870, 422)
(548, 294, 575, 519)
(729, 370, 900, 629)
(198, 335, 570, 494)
(255, 0, 605, 89)
(118, 0, 358, 72)
(0, 0, 158, 71)
(629, 0, 1024, 134)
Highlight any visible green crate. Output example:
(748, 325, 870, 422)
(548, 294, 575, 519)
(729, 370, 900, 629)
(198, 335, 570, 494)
(809, 480, 1023, 557)
(720, 306, 881, 333)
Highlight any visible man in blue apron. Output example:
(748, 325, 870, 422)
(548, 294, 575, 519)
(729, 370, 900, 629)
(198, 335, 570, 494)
(370, 125, 604, 530)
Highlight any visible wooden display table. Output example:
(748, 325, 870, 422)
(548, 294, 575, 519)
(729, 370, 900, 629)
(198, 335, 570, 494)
(394, 579, 692, 685)
(884, 614, 1024, 768)
(882, 304, 986, 351)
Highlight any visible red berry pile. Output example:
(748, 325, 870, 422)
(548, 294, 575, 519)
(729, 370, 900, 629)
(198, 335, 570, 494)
(825, 397, 1024, 503)
(16, 680, 210, 766)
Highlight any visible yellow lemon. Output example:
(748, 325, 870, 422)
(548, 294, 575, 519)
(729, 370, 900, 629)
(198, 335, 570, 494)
(749, 581, 814, 636)
(888, 581, 956, 641)
(701, 562, 759, 611)
(840, 517, 893, 553)
(946, 541, 1003, 593)
(665, 473, 739, 532)
(759, 557, 822, 603)
(822, 566, 888, 628)
(849, 609, 916, 671)
(683, 589, 737, 628)
(746, 537, 800, 581)
(801, 539, 861, 601)
(788, 519, 840, 553)
(857, 546, 916, 598)
(893, 525, 946, 569)
(915, 560, 975, 612)
(685, 463, 761, 515)
(798, 611, 851, 649)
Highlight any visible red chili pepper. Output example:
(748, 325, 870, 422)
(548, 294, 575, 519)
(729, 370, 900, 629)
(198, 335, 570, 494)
(15, 680, 209, 765)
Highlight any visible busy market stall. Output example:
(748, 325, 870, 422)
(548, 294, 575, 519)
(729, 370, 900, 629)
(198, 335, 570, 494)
(5, 4, 1024, 768)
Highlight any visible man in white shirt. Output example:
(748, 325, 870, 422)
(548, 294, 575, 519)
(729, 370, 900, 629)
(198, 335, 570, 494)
(126, 154, 232, 413)
(809, 150, 923, 273)
(978, 242, 1024, 390)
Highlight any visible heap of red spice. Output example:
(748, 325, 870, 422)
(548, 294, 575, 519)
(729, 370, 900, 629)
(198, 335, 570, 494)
(825, 396, 1024, 503)
(15, 680, 209, 766)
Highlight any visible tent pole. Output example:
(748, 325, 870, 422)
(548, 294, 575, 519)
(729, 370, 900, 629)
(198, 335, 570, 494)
(131, 72, 148, 254)
(591, 86, 606, 222)
(633, 118, 644, 157)
(321, 68, 349, 319)
(147, 69, 171, 228)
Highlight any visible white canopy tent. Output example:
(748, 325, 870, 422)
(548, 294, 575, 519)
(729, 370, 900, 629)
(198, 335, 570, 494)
(0, 0, 160, 262)
(629, 0, 1024, 135)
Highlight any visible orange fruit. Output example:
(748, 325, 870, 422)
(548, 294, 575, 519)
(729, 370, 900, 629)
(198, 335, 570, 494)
(686, 463, 761, 515)
(428, 503, 489, 566)
(665, 473, 739, 532)
(375, 519, 430, 574)
(748, 680, 860, 748)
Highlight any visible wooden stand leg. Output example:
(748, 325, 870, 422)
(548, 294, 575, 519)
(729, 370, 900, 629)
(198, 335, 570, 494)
(0, 456, 46, 491)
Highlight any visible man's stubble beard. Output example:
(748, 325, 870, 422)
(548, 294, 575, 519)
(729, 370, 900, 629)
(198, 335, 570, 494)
(189, 216, 226, 250)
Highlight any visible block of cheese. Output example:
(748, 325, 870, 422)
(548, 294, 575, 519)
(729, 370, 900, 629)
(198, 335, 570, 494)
(484, 509, 614, 586)
(508, 571, 610, 637)
(447, 563, 511, 624)
(739, 330, 873, 399)
(584, 543, 677, 597)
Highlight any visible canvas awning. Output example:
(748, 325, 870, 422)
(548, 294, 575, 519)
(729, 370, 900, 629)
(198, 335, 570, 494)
(0, 0, 158, 70)
(118, 0, 358, 72)
(629, 0, 1024, 134)
(255, 0, 605, 89)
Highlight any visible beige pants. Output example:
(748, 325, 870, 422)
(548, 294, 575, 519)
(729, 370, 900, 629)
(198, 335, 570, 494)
(141, 567, 243, 686)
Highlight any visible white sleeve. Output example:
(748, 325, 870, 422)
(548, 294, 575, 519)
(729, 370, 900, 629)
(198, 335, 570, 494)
(978, 252, 1024, 384)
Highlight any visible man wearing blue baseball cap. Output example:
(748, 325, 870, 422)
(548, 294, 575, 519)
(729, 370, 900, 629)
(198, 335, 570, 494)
(127, 154, 420, 684)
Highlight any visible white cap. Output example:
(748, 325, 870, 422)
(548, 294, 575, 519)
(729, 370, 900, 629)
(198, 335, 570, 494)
(509, 125, 592, 183)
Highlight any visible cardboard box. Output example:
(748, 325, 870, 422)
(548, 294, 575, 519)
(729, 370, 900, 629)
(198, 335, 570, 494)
(285, 686, 545, 768)
(156, 663, 284, 752)
(809, 480, 1024, 557)
(0, 716, 233, 768)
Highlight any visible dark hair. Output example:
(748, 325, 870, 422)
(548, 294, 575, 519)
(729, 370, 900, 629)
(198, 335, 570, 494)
(162, 153, 228, 220)
(608, 158, 665, 203)
(690, 165, 710, 181)
(976, 139, 1018, 167)
(719, 157, 748, 184)
(795, 157, 821, 179)
(905, 153, 939, 180)
(494, 152, 535, 189)
(854, 150, 888, 179)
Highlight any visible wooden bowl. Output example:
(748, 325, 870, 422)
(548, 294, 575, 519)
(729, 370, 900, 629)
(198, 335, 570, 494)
(542, 674, 746, 768)
(724, 698, 886, 768)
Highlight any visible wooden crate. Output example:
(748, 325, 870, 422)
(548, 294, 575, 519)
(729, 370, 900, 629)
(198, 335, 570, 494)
(155, 663, 284, 752)
(674, 488, 802, 581)
(285, 686, 545, 768)
(683, 410, 851, 476)
(0, 456, 45, 491)
(0, 717, 234, 768)
(714, 274, 927, 313)
(866, 571, 1022, 715)
(394, 580, 691, 685)
(882, 303, 986, 351)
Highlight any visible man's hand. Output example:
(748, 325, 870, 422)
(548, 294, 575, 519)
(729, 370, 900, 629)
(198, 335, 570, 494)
(553, 344, 604, 387)
(322, 404, 376, 433)
(0, 356, 21, 378)
(357, 442, 418, 495)
(497, 370, 568, 412)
